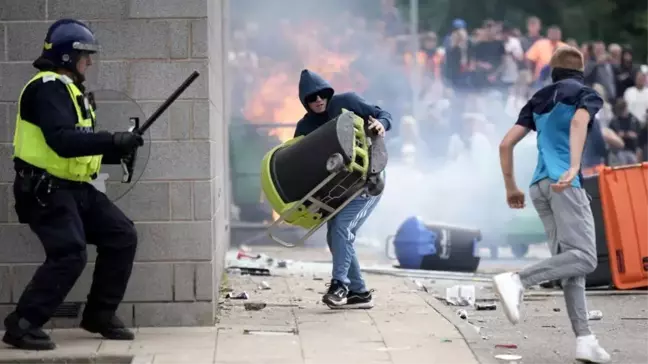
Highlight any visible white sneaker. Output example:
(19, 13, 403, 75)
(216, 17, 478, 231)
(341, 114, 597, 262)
(492, 272, 524, 324)
(576, 335, 611, 363)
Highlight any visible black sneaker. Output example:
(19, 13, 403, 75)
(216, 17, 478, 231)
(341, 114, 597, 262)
(80, 313, 134, 341)
(2, 312, 56, 351)
(328, 289, 375, 310)
(322, 279, 348, 307)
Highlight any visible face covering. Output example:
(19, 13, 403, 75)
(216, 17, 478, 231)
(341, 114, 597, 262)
(551, 67, 584, 83)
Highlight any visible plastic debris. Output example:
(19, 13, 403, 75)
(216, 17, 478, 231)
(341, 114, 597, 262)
(244, 302, 267, 311)
(588, 310, 603, 321)
(445, 285, 476, 306)
(476, 303, 497, 311)
(259, 281, 271, 290)
(495, 344, 518, 349)
(495, 354, 522, 362)
(456, 309, 468, 320)
(227, 268, 242, 275)
(226, 291, 249, 300)
(412, 279, 430, 292)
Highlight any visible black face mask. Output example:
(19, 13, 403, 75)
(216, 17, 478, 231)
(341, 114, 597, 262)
(551, 67, 584, 83)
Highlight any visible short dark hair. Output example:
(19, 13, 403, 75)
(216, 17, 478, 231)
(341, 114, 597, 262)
(550, 46, 584, 71)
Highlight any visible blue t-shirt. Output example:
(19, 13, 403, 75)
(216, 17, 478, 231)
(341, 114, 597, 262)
(515, 76, 603, 188)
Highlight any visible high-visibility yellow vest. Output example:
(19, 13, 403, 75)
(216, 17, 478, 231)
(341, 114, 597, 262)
(13, 71, 102, 182)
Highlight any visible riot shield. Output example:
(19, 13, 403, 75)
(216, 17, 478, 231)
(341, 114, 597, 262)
(88, 89, 151, 202)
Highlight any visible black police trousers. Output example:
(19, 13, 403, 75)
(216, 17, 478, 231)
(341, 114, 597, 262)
(12, 174, 138, 327)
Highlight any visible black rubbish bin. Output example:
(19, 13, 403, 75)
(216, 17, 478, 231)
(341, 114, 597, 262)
(583, 175, 613, 288)
(270, 111, 387, 207)
(391, 217, 482, 273)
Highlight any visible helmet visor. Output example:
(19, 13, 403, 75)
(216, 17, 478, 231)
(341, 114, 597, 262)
(73, 41, 101, 53)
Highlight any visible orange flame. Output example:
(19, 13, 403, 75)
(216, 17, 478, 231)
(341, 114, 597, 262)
(242, 23, 366, 144)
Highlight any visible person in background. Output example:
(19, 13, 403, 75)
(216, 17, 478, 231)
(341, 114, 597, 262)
(623, 71, 648, 125)
(592, 83, 614, 127)
(566, 38, 579, 48)
(521, 16, 542, 52)
(421, 32, 443, 81)
(443, 18, 468, 49)
(607, 43, 622, 66)
(580, 42, 592, 64)
(582, 116, 625, 176)
(443, 27, 472, 102)
(526, 26, 567, 82)
(609, 99, 642, 165)
(471, 22, 506, 94)
(501, 24, 524, 101)
(638, 119, 648, 161)
(615, 48, 640, 98)
(585, 42, 617, 101)
(380, 0, 405, 36)
(495, 46, 611, 364)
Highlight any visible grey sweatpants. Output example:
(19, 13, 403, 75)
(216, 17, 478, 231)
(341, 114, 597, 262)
(518, 178, 598, 337)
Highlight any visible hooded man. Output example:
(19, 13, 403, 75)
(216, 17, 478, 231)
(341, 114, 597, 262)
(294, 69, 392, 309)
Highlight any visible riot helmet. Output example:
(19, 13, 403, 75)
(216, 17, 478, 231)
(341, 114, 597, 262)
(37, 19, 100, 82)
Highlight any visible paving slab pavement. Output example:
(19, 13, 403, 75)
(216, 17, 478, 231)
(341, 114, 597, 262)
(0, 272, 481, 364)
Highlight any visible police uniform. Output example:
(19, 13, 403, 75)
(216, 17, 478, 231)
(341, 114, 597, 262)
(3, 19, 142, 351)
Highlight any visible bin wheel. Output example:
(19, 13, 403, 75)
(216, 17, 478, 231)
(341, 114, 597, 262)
(511, 244, 529, 258)
(490, 246, 499, 259)
(366, 175, 385, 196)
(326, 153, 345, 173)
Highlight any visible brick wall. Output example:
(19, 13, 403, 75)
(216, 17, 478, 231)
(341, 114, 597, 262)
(0, 0, 230, 327)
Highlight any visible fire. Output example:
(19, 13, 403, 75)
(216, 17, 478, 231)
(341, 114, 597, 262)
(242, 22, 364, 144)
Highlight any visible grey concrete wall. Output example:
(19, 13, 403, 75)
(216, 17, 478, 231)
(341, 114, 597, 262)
(0, 0, 230, 327)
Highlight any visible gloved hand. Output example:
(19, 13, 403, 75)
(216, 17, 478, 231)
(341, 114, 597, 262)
(112, 132, 144, 155)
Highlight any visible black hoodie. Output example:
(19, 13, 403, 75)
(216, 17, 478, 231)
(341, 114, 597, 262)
(293, 70, 393, 137)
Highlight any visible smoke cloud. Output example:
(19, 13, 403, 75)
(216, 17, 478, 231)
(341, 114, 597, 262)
(229, 0, 543, 253)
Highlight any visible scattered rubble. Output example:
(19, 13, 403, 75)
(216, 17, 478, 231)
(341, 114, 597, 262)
(258, 281, 271, 290)
(476, 303, 497, 311)
(494, 354, 522, 362)
(456, 309, 468, 320)
(495, 344, 518, 349)
(588, 310, 603, 320)
(244, 302, 267, 311)
(226, 291, 249, 300)
(445, 285, 476, 306)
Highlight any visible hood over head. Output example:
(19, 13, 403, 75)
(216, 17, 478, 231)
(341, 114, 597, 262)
(298, 69, 334, 112)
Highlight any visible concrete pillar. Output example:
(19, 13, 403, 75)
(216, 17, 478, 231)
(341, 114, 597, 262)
(0, 0, 230, 327)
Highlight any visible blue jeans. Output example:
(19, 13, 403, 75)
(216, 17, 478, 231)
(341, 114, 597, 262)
(326, 195, 380, 293)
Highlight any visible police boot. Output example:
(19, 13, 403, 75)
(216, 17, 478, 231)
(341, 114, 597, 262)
(2, 312, 56, 350)
(80, 312, 134, 341)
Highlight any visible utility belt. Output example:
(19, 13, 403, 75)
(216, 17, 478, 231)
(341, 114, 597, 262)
(16, 166, 90, 207)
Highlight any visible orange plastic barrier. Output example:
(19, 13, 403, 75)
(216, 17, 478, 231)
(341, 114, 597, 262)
(597, 163, 648, 290)
(582, 163, 604, 178)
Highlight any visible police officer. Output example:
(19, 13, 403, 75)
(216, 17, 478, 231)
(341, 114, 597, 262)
(2, 19, 143, 351)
